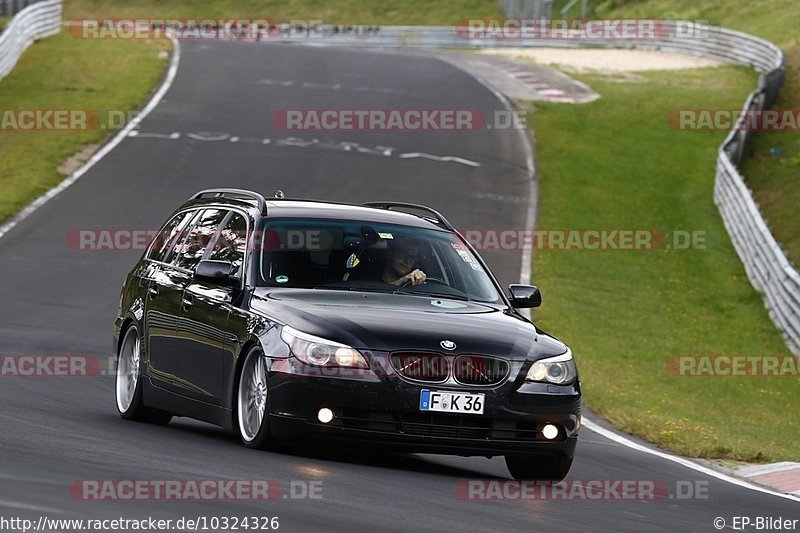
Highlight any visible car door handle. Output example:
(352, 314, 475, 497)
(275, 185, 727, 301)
(182, 295, 194, 310)
(147, 286, 159, 299)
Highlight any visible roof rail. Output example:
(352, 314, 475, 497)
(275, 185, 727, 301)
(193, 189, 267, 214)
(363, 202, 455, 231)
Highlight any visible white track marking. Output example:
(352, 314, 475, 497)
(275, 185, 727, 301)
(128, 131, 181, 139)
(258, 79, 293, 86)
(583, 418, 800, 503)
(187, 132, 230, 141)
(302, 82, 341, 90)
(128, 129, 476, 167)
(0, 37, 182, 242)
(0, 499, 65, 513)
(397, 153, 480, 167)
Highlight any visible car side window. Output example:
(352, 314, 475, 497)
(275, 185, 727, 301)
(207, 211, 248, 278)
(171, 208, 227, 271)
(147, 211, 193, 263)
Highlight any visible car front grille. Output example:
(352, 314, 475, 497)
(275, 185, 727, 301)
(333, 409, 561, 442)
(390, 353, 448, 382)
(400, 412, 492, 439)
(389, 352, 510, 385)
(452, 355, 509, 386)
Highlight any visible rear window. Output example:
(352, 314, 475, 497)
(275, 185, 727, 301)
(171, 209, 228, 271)
(147, 211, 193, 263)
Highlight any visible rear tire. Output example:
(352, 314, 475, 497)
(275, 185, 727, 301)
(505, 454, 573, 481)
(236, 346, 275, 449)
(115, 324, 172, 425)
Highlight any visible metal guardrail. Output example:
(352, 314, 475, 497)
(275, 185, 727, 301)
(716, 104, 800, 356)
(263, 24, 782, 77)
(0, 0, 45, 17)
(0, 0, 60, 81)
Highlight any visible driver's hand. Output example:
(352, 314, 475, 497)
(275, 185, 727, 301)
(401, 269, 426, 286)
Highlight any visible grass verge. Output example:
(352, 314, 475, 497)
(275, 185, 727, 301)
(63, 0, 503, 25)
(0, 32, 170, 224)
(593, 0, 800, 267)
(526, 66, 800, 462)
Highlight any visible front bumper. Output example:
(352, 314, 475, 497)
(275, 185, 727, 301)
(266, 355, 581, 457)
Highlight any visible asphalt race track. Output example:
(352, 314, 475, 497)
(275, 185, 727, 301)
(0, 40, 797, 532)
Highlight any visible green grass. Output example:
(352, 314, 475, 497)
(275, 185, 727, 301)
(64, 0, 503, 25)
(592, 0, 800, 266)
(0, 32, 170, 223)
(527, 66, 800, 462)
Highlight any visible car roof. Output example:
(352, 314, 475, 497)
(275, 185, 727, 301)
(263, 200, 448, 231)
(180, 194, 451, 232)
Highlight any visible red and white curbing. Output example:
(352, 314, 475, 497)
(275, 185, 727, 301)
(737, 462, 800, 497)
(492, 60, 575, 102)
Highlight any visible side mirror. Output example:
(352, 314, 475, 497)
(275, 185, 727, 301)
(508, 284, 542, 308)
(195, 260, 235, 285)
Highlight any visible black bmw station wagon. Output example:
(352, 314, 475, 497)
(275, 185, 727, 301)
(113, 189, 581, 480)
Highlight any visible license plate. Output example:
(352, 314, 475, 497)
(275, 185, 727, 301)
(419, 389, 485, 415)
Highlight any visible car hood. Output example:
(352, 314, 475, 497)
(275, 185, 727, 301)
(250, 288, 567, 360)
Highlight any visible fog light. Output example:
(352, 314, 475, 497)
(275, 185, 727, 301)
(542, 423, 559, 440)
(318, 408, 334, 424)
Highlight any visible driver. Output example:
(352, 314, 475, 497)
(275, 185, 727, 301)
(382, 237, 426, 286)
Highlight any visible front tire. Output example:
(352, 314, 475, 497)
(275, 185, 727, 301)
(505, 454, 573, 481)
(115, 324, 172, 425)
(236, 346, 275, 449)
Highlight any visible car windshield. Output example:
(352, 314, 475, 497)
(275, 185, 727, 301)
(257, 219, 503, 303)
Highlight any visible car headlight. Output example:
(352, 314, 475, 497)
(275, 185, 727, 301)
(525, 349, 576, 384)
(281, 326, 368, 368)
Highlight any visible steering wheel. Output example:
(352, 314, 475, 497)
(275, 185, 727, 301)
(400, 277, 447, 288)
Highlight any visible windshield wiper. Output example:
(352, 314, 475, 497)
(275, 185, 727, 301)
(393, 289, 471, 301)
(313, 285, 395, 294)
(314, 285, 472, 302)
